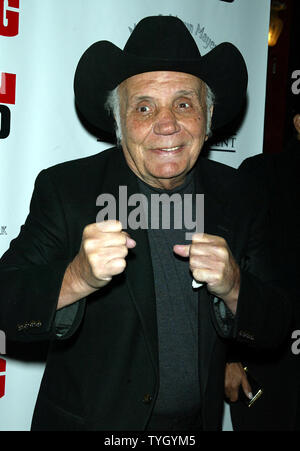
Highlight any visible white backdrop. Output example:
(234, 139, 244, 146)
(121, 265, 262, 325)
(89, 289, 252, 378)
(0, 0, 270, 431)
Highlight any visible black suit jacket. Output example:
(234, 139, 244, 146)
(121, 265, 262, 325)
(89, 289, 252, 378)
(0, 147, 292, 431)
(230, 147, 300, 431)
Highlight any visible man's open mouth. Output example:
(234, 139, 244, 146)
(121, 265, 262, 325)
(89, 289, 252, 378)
(151, 146, 183, 154)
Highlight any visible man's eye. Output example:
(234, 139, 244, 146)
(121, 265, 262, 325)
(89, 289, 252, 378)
(137, 105, 150, 113)
(178, 102, 190, 109)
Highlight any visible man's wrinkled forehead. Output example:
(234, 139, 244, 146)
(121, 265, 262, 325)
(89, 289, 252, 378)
(118, 70, 206, 104)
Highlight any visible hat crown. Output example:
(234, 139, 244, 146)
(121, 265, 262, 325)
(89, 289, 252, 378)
(124, 16, 201, 60)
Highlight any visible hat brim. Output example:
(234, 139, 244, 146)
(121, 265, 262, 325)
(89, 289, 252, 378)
(74, 40, 248, 135)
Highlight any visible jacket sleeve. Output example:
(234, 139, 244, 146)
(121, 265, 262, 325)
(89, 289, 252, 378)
(0, 170, 85, 342)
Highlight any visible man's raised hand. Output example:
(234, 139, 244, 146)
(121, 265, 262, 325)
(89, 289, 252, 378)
(57, 220, 136, 309)
(173, 233, 240, 313)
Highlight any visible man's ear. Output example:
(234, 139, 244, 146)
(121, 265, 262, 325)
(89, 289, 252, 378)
(205, 105, 214, 142)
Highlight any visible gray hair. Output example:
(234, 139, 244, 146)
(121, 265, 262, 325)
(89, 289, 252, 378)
(105, 81, 215, 145)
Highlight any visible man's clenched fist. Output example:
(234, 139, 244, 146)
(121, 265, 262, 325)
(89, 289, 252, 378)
(76, 220, 136, 287)
(173, 233, 240, 313)
(58, 220, 136, 309)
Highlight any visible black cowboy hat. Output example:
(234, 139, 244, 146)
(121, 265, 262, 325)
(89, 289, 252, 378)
(74, 15, 248, 134)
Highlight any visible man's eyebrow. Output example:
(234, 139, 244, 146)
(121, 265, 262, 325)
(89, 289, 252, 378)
(174, 89, 199, 97)
(130, 95, 153, 103)
(130, 90, 199, 103)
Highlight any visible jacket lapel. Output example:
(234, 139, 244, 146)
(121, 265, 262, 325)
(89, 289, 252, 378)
(100, 148, 159, 374)
(194, 157, 233, 397)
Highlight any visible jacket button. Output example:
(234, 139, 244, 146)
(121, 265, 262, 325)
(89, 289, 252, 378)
(142, 394, 153, 404)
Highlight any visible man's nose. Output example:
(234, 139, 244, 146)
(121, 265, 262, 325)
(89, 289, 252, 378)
(153, 108, 180, 135)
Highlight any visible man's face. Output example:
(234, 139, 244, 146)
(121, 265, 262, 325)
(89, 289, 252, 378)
(119, 71, 210, 190)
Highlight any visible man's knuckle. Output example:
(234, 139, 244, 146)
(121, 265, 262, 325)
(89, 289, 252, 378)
(112, 258, 127, 272)
(122, 245, 129, 257)
(88, 252, 99, 266)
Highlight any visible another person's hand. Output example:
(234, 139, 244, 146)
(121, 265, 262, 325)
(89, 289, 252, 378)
(173, 233, 240, 313)
(293, 113, 300, 140)
(225, 362, 253, 402)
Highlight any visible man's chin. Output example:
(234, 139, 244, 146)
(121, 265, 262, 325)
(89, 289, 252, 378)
(145, 169, 188, 189)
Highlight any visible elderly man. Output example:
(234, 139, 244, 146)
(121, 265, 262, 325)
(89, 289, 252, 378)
(0, 16, 292, 431)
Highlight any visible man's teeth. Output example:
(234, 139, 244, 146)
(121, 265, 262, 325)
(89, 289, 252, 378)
(160, 146, 180, 151)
